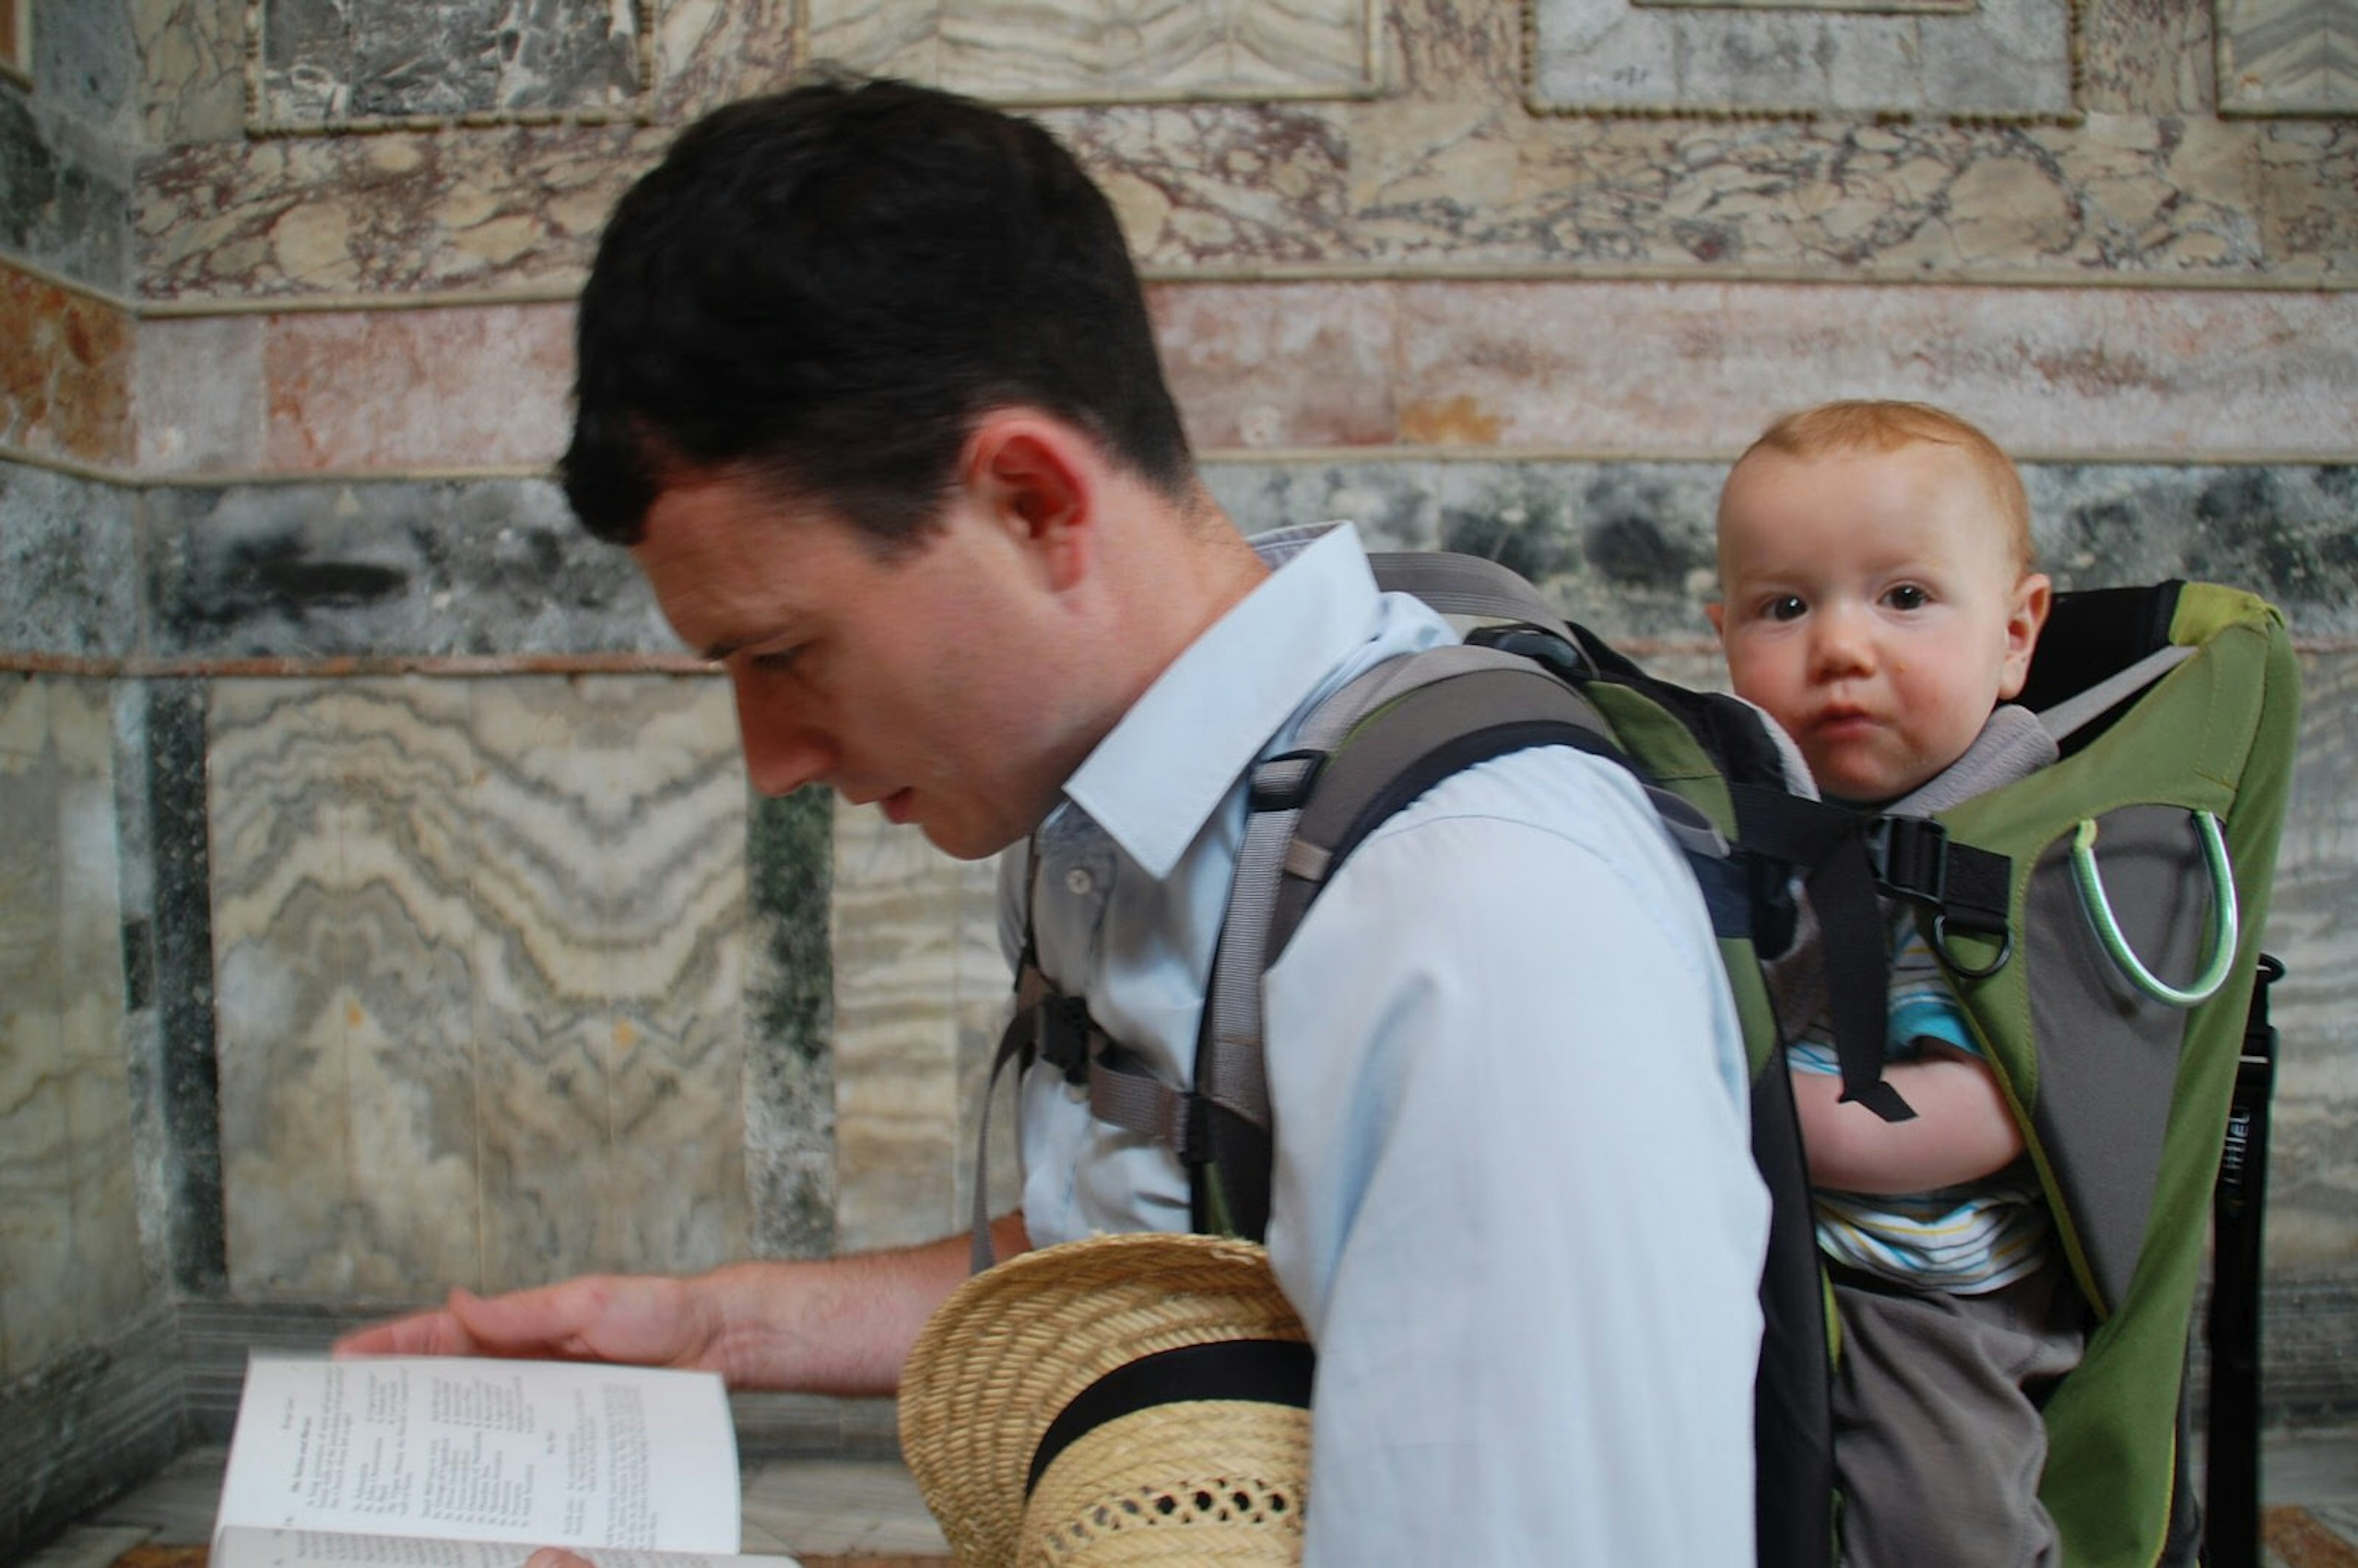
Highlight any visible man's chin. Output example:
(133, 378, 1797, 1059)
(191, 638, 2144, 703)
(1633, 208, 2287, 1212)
(920, 821, 1025, 861)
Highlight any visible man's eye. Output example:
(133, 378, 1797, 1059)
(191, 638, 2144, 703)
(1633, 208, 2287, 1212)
(1885, 584, 1929, 611)
(745, 646, 802, 673)
(1765, 594, 1807, 622)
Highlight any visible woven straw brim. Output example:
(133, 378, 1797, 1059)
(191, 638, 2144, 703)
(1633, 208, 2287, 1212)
(1024, 1399, 1307, 1563)
(898, 1232, 1310, 1568)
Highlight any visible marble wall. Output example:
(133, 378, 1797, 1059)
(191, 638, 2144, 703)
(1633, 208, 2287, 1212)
(206, 675, 750, 1296)
(0, 675, 139, 1378)
(0, 0, 2353, 1548)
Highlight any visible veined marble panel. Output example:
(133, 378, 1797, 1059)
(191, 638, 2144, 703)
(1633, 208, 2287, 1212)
(29, 0, 136, 131)
(166, 280, 2357, 484)
(0, 460, 140, 659)
(251, 0, 650, 130)
(744, 785, 838, 1261)
(1162, 280, 2356, 462)
(136, 119, 665, 300)
(1528, 0, 2074, 117)
(142, 478, 671, 659)
(207, 674, 752, 1295)
(0, 259, 134, 470)
(2077, 0, 2218, 115)
(807, 0, 1377, 102)
(133, 97, 2356, 300)
(261, 303, 571, 472)
(0, 42, 136, 293)
(123, 459, 2358, 653)
(2262, 123, 2358, 266)
(0, 675, 141, 1377)
(828, 805, 1010, 1254)
(139, 0, 247, 145)
(2219, 0, 2358, 115)
(1200, 459, 2358, 642)
(135, 312, 264, 473)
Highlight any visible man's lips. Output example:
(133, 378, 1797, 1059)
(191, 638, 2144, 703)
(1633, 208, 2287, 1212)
(879, 787, 917, 825)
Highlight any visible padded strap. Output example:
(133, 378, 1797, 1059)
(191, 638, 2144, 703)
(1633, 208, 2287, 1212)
(1198, 648, 1627, 1238)
(1368, 550, 1581, 646)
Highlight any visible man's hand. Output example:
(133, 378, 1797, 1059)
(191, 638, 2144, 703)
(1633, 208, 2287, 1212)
(335, 1274, 723, 1372)
(335, 1217, 1029, 1395)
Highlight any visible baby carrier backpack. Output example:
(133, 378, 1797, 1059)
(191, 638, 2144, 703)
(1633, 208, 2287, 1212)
(986, 548, 2298, 1568)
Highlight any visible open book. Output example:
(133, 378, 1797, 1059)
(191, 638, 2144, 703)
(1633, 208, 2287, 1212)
(212, 1354, 802, 1568)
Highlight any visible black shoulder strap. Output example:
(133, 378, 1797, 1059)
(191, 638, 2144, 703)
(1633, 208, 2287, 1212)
(2202, 952, 2282, 1568)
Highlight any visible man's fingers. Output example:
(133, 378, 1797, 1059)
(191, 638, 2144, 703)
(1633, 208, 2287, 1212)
(525, 1549, 596, 1568)
(332, 1305, 480, 1359)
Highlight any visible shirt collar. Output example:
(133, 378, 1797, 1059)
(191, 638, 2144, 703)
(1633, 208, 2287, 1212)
(1060, 522, 1380, 880)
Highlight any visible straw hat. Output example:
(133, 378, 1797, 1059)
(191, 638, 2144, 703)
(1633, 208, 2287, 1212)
(898, 1231, 1313, 1566)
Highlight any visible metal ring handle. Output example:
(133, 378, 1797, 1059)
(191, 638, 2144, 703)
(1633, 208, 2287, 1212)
(2069, 811, 2239, 1008)
(1932, 915, 2012, 980)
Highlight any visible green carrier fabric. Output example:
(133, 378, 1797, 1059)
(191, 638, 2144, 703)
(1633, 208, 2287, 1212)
(982, 552, 2297, 1568)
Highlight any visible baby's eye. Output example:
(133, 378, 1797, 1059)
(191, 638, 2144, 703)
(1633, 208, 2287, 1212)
(1883, 584, 1930, 611)
(1764, 594, 1808, 622)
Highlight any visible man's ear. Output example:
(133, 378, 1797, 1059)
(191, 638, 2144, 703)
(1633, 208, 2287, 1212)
(960, 412, 1099, 592)
(1998, 571, 2053, 700)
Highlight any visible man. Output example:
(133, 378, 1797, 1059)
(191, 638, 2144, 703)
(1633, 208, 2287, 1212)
(342, 76, 1768, 1562)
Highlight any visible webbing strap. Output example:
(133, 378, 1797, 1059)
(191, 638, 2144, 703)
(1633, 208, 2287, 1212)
(2204, 953, 2281, 1568)
(1732, 785, 1914, 1124)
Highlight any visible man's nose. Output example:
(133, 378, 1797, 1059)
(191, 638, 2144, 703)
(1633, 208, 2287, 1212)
(730, 673, 833, 797)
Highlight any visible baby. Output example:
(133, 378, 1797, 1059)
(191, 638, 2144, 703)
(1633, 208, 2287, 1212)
(1711, 399, 2081, 1568)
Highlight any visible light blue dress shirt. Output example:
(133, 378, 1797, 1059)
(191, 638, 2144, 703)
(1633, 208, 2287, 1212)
(1002, 522, 1768, 1564)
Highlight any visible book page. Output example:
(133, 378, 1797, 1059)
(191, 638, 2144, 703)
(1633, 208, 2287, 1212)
(216, 1356, 747, 1554)
(211, 1524, 800, 1568)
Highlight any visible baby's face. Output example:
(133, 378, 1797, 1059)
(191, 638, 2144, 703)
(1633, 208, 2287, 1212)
(1710, 442, 2049, 803)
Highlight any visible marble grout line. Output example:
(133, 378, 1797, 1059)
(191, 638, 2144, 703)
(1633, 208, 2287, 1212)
(7, 442, 2358, 493)
(10, 642, 2358, 678)
(9, 247, 2356, 325)
(0, 653, 720, 677)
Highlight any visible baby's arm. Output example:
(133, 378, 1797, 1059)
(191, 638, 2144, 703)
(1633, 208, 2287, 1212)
(1790, 1042, 2025, 1194)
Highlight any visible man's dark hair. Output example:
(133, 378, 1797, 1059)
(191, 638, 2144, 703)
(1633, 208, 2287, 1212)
(559, 76, 1196, 548)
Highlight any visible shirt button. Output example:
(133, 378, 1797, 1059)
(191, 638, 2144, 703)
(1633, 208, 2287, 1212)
(1065, 867, 1095, 896)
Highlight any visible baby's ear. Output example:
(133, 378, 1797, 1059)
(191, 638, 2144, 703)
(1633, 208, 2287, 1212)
(1705, 600, 1727, 636)
(1998, 572, 2053, 697)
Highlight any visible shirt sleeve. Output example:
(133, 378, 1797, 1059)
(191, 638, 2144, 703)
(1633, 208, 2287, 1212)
(1259, 750, 1768, 1566)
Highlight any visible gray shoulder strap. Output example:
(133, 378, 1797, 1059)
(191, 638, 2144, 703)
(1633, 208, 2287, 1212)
(1200, 645, 1608, 1134)
(2037, 643, 2196, 745)
(1368, 551, 1578, 643)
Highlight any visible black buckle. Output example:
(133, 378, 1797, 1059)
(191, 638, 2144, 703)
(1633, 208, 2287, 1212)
(1180, 1093, 1215, 1166)
(1249, 748, 1328, 812)
(1035, 995, 1096, 1086)
(1866, 815, 1948, 908)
